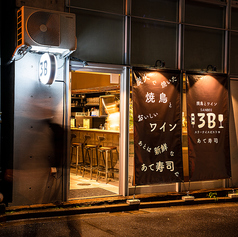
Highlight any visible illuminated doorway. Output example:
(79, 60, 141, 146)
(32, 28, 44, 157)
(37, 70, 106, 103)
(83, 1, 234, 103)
(68, 63, 129, 200)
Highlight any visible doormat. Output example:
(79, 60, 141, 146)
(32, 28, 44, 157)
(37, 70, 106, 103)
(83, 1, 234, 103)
(69, 188, 117, 199)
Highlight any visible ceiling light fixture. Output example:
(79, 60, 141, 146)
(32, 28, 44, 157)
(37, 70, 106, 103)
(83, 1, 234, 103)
(206, 64, 217, 72)
(154, 59, 165, 68)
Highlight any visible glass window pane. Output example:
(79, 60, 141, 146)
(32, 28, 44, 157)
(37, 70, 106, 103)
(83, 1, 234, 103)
(69, 0, 124, 14)
(232, 0, 238, 7)
(71, 9, 124, 65)
(230, 32, 238, 74)
(131, 0, 178, 22)
(231, 7, 238, 30)
(131, 18, 177, 69)
(185, 0, 225, 28)
(184, 26, 224, 72)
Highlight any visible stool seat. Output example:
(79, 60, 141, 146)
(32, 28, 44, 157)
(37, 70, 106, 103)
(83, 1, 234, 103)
(99, 146, 117, 151)
(72, 142, 83, 146)
(85, 144, 97, 149)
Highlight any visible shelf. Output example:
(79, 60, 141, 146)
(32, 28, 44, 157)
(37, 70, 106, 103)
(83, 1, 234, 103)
(71, 104, 99, 108)
(85, 103, 99, 106)
(71, 96, 82, 99)
(71, 106, 83, 108)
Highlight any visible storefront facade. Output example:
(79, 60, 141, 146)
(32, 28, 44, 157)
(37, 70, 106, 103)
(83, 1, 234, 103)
(1, 0, 238, 206)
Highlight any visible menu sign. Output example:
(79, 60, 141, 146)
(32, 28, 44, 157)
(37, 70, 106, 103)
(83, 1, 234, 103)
(132, 68, 183, 185)
(187, 74, 231, 181)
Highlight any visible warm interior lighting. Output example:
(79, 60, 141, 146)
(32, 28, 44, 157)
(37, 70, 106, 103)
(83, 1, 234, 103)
(106, 103, 120, 131)
(195, 75, 220, 94)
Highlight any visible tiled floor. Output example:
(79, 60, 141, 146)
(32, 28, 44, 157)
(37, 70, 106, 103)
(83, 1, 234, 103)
(70, 168, 119, 196)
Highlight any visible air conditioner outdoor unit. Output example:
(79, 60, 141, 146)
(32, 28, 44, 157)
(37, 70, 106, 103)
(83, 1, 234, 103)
(13, 6, 76, 59)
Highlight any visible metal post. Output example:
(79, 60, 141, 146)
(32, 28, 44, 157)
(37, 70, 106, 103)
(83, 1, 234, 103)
(118, 0, 131, 197)
(119, 66, 130, 196)
(178, 0, 185, 70)
(176, 182, 181, 193)
(224, 0, 231, 74)
(124, 0, 131, 65)
(223, 179, 229, 188)
(63, 57, 71, 202)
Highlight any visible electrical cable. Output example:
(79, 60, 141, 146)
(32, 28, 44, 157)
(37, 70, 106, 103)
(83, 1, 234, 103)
(69, 56, 88, 67)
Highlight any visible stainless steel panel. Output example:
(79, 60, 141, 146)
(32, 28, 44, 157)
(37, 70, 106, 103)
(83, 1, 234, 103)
(12, 53, 65, 205)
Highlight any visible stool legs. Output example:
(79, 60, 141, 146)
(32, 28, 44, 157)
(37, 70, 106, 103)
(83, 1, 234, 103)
(97, 148, 118, 183)
(71, 145, 80, 172)
(105, 150, 109, 183)
(83, 147, 98, 180)
(75, 146, 79, 174)
(76, 145, 84, 175)
(82, 149, 88, 178)
(90, 149, 93, 179)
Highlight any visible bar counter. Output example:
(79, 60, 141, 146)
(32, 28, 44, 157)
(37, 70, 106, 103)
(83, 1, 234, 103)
(71, 127, 119, 146)
(71, 127, 119, 134)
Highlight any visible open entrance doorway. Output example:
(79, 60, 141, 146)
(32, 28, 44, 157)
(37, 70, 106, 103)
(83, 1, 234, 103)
(68, 64, 123, 200)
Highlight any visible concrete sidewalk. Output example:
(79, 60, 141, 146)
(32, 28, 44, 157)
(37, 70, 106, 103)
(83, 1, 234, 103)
(0, 187, 237, 222)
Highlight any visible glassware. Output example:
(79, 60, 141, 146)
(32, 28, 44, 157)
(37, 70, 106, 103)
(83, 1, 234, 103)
(218, 114, 224, 128)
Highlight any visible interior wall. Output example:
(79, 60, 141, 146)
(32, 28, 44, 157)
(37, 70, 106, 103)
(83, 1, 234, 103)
(12, 53, 65, 206)
(71, 72, 116, 90)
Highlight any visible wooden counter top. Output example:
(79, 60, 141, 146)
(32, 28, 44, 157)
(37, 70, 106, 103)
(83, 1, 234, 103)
(71, 127, 119, 133)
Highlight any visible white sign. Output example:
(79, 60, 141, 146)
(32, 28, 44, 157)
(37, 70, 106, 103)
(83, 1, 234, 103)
(39, 53, 57, 85)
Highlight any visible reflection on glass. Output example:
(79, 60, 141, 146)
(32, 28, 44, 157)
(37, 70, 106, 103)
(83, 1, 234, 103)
(131, 18, 177, 68)
(70, 0, 124, 14)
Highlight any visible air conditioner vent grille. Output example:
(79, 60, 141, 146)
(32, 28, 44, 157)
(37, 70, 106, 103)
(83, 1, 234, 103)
(17, 8, 23, 47)
(27, 11, 60, 46)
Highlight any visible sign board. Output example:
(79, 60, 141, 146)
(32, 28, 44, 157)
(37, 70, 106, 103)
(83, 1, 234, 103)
(187, 74, 231, 181)
(39, 53, 57, 85)
(132, 68, 183, 185)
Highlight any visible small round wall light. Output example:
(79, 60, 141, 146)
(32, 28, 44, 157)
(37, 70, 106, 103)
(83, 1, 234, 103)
(39, 53, 57, 85)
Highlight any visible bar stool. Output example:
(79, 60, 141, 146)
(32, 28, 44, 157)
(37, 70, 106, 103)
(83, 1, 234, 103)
(82, 136, 103, 179)
(97, 139, 119, 183)
(71, 134, 90, 175)
(71, 134, 79, 167)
